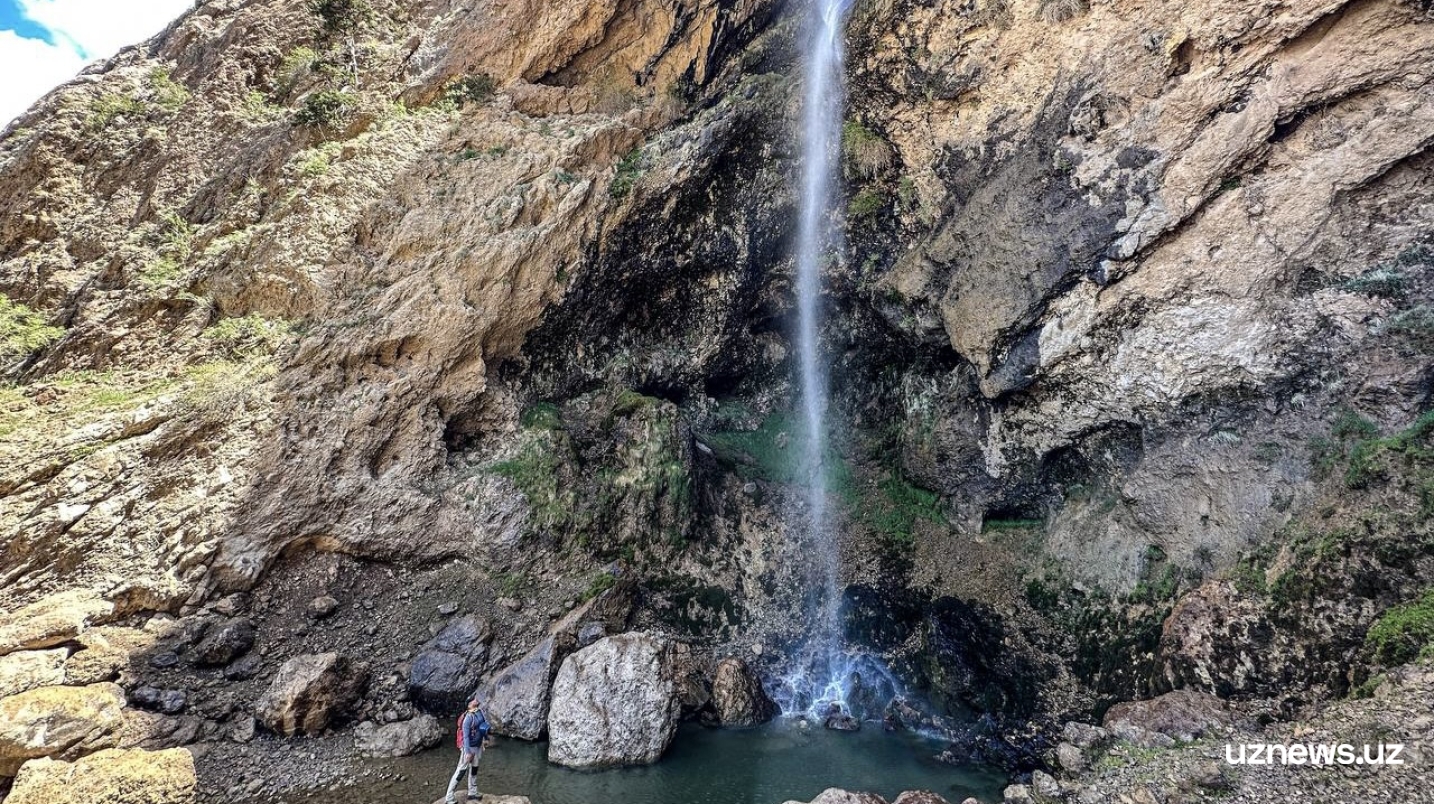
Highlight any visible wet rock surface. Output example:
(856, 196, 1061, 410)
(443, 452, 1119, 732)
(708, 657, 777, 727)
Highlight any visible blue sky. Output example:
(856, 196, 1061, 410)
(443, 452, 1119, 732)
(0, 0, 193, 126)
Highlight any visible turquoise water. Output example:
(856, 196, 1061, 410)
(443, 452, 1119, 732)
(304, 722, 1006, 804)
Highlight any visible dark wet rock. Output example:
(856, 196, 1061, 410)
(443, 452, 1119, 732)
(408, 615, 492, 713)
(222, 654, 262, 681)
(919, 597, 1045, 721)
(254, 653, 368, 737)
(576, 622, 606, 647)
(130, 686, 187, 715)
(149, 651, 179, 669)
(708, 657, 776, 727)
(191, 619, 255, 667)
(478, 635, 566, 740)
(824, 712, 861, 732)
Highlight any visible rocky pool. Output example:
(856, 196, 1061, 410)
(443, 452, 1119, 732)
(290, 721, 1006, 804)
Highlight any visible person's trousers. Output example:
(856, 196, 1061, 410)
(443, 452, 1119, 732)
(445, 748, 482, 800)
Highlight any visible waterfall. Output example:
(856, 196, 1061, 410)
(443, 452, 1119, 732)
(781, 0, 860, 721)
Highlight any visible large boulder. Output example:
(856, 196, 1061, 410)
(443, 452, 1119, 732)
(709, 657, 777, 726)
(479, 635, 569, 740)
(0, 650, 67, 698)
(475, 580, 638, 740)
(253, 653, 368, 737)
(546, 633, 685, 768)
(0, 683, 125, 777)
(354, 715, 445, 758)
(408, 615, 492, 712)
(1102, 689, 1237, 744)
(6, 747, 196, 804)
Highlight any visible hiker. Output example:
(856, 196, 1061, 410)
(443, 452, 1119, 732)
(446, 698, 491, 803)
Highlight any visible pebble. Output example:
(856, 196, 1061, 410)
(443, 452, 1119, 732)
(310, 595, 340, 618)
(150, 651, 180, 668)
(438, 602, 459, 616)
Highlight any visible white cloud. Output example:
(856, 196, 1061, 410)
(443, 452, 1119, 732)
(0, 28, 84, 126)
(1, 0, 193, 126)
(18, 0, 194, 59)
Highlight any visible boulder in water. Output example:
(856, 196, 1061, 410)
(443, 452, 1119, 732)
(0, 683, 124, 777)
(709, 657, 776, 726)
(478, 581, 637, 740)
(5, 747, 195, 804)
(546, 632, 685, 768)
(478, 634, 568, 740)
(254, 653, 368, 736)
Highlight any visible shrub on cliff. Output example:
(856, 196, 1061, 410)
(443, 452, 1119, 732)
(0, 298, 63, 364)
(1366, 589, 1434, 666)
(294, 90, 354, 131)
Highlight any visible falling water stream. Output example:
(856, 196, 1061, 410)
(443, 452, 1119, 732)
(777, 0, 877, 721)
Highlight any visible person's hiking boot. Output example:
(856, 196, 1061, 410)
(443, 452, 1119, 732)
(468, 789, 481, 801)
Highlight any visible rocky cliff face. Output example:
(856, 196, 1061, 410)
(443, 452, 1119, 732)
(2, 0, 1433, 798)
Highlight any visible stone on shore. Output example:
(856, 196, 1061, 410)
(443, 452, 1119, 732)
(0, 683, 125, 777)
(253, 653, 368, 737)
(546, 632, 684, 768)
(354, 715, 445, 757)
(6, 747, 196, 804)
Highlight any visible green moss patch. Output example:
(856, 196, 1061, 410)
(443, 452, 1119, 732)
(1365, 588, 1434, 667)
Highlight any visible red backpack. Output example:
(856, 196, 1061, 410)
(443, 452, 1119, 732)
(455, 710, 490, 748)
